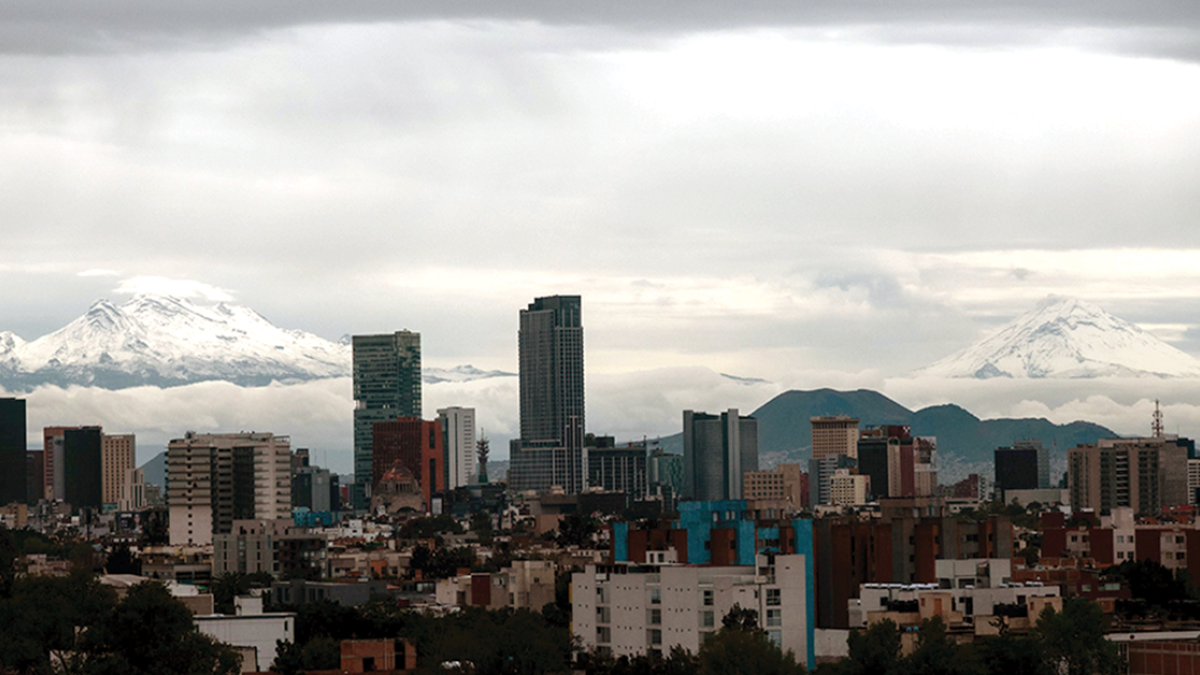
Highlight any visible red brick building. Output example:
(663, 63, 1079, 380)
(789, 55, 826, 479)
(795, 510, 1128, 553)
(372, 418, 443, 509)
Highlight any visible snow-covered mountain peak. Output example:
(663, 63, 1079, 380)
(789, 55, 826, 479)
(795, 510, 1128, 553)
(919, 296, 1200, 379)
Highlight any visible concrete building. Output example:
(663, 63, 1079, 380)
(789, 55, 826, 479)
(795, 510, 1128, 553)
(42, 425, 79, 501)
(167, 431, 292, 546)
(809, 454, 857, 506)
(353, 330, 422, 509)
(811, 416, 859, 461)
(573, 553, 813, 668)
(436, 560, 556, 610)
(682, 409, 758, 501)
(0, 398, 25, 507)
(587, 438, 649, 500)
(1068, 436, 1190, 514)
(213, 519, 328, 580)
(25, 449, 43, 504)
(743, 464, 804, 508)
(119, 467, 146, 512)
(437, 406, 476, 489)
(194, 596, 295, 673)
(830, 470, 870, 507)
(101, 433, 135, 510)
(292, 465, 337, 514)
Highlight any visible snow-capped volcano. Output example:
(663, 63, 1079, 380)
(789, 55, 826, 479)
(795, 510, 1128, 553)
(0, 294, 516, 390)
(1, 294, 351, 389)
(919, 297, 1200, 379)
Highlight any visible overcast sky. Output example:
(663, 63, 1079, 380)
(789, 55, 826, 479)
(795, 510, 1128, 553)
(4, 2, 1200, 468)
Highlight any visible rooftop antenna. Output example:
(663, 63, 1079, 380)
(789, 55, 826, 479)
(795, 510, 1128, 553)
(1153, 399, 1164, 438)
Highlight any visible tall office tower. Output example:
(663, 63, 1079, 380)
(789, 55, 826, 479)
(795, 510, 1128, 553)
(437, 406, 476, 489)
(1068, 436, 1190, 514)
(43, 425, 81, 501)
(167, 431, 292, 546)
(26, 450, 44, 504)
(994, 440, 1048, 493)
(510, 295, 586, 494)
(518, 295, 584, 446)
(586, 438, 649, 499)
(101, 433, 135, 509)
(63, 427, 103, 511)
(811, 416, 859, 461)
(371, 417, 443, 510)
(682, 409, 758, 501)
(0, 398, 25, 506)
(352, 331, 421, 509)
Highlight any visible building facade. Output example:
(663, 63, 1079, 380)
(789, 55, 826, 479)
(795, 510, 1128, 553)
(101, 433, 135, 510)
(167, 431, 292, 546)
(371, 417, 443, 509)
(64, 427, 103, 512)
(811, 416, 859, 461)
(995, 440, 1049, 493)
(352, 331, 422, 509)
(0, 398, 25, 506)
(518, 295, 584, 447)
(682, 409, 758, 501)
(437, 406, 477, 490)
(743, 464, 804, 507)
(587, 441, 649, 500)
(1068, 437, 1190, 514)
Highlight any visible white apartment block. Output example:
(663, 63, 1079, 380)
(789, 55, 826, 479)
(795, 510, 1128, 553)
(168, 431, 292, 546)
(438, 406, 477, 489)
(573, 554, 811, 667)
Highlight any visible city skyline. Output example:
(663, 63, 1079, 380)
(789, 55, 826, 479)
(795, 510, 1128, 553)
(3, 3, 1200, 469)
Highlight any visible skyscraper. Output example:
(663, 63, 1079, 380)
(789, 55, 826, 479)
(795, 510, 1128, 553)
(352, 331, 421, 509)
(509, 295, 587, 493)
(437, 406, 476, 490)
(682, 409, 758, 501)
(0, 398, 25, 506)
(518, 295, 584, 446)
(63, 427, 103, 511)
(101, 433, 135, 509)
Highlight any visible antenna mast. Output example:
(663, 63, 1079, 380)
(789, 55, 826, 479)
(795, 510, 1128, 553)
(1153, 399, 1164, 438)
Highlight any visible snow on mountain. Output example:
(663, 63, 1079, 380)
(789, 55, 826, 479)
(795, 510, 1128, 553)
(423, 365, 515, 383)
(0, 294, 511, 390)
(919, 296, 1200, 379)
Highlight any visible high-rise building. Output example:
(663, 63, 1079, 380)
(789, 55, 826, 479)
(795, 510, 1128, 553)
(64, 427, 103, 511)
(26, 450, 44, 504)
(0, 398, 25, 506)
(682, 409, 758, 501)
(518, 295, 584, 447)
(167, 431, 292, 546)
(102, 433, 135, 509)
(995, 440, 1049, 492)
(352, 331, 421, 509)
(437, 406, 476, 490)
(811, 416, 859, 461)
(743, 464, 804, 506)
(371, 417, 443, 509)
(586, 437, 648, 499)
(1068, 436, 1190, 514)
(43, 426, 80, 502)
(510, 295, 587, 493)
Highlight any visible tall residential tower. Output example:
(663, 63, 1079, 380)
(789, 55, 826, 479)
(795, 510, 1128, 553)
(352, 331, 421, 509)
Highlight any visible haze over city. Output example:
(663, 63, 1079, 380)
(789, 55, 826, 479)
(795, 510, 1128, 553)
(4, 2, 1200, 470)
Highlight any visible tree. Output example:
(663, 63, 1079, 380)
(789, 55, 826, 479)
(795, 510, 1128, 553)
(698, 614, 805, 675)
(842, 619, 901, 675)
(900, 616, 981, 675)
(975, 631, 1050, 675)
(1034, 599, 1123, 675)
(272, 636, 341, 674)
(83, 581, 242, 675)
(104, 544, 141, 575)
(556, 514, 599, 548)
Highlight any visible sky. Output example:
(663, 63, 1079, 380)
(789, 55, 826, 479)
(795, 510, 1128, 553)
(3, 2, 1200, 470)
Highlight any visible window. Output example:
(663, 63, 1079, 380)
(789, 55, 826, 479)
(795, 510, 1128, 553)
(649, 609, 661, 625)
(597, 627, 611, 643)
(703, 590, 713, 606)
(647, 629, 662, 645)
(768, 630, 782, 647)
(703, 611, 715, 628)
(767, 589, 781, 606)
(650, 588, 661, 605)
(767, 609, 781, 627)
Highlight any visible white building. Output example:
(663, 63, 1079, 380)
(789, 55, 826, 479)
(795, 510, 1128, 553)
(573, 554, 812, 669)
(195, 596, 295, 673)
(438, 407, 477, 489)
(168, 432, 292, 546)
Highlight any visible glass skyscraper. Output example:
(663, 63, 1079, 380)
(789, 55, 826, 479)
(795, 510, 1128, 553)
(352, 331, 421, 509)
